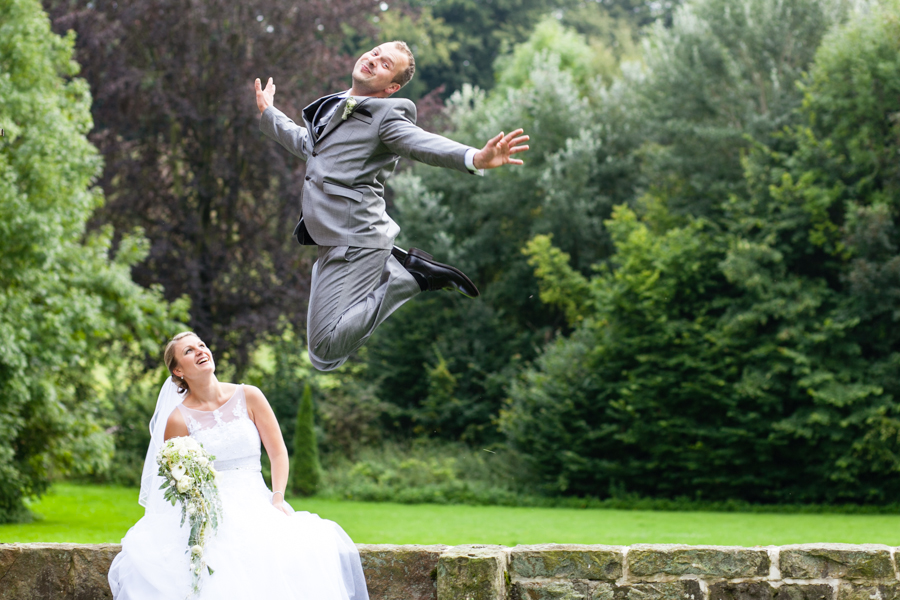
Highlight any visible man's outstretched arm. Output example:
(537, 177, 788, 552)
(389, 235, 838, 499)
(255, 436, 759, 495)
(380, 102, 530, 174)
(255, 77, 312, 160)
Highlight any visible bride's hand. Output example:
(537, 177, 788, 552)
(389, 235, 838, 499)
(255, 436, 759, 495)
(272, 497, 291, 516)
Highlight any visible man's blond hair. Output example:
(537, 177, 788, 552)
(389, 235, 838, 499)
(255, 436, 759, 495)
(391, 41, 415, 88)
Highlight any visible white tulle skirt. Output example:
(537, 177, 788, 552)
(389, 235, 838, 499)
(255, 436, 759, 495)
(108, 470, 369, 600)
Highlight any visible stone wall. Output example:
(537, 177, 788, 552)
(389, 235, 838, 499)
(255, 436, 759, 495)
(1, 543, 897, 600)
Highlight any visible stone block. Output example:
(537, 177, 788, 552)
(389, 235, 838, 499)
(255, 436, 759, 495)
(512, 580, 591, 600)
(437, 545, 508, 600)
(628, 545, 769, 578)
(838, 583, 900, 600)
(591, 583, 616, 600)
(710, 582, 834, 600)
(510, 545, 623, 581)
(358, 544, 445, 600)
(614, 580, 702, 600)
(72, 544, 120, 600)
(709, 581, 835, 600)
(710, 582, 774, 600)
(0, 543, 75, 600)
(780, 546, 894, 580)
(776, 584, 833, 600)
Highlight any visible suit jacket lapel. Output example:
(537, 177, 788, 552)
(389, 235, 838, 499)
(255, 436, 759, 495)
(316, 97, 371, 145)
(302, 92, 344, 142)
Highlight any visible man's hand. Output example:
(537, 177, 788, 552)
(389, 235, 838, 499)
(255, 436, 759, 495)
(473, 129, 530, 170)
(255, 77, 276, 115)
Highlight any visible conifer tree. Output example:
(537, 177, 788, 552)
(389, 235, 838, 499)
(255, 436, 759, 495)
(291, 383, 321, 496)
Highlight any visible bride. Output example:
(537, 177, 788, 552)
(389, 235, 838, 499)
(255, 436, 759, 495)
(108, 332, 369, 600)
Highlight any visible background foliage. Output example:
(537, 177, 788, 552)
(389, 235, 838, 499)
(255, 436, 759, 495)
(0, 0, 185, 521)
(502, 0, 900, 503)
(44, 0, 380, 370)
(4, 0, 900, 521)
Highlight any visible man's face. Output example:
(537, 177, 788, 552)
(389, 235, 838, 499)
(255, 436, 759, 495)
(351, 43, 408, 97)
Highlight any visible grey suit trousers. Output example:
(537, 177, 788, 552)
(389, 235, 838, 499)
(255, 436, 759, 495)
(307, 245, 421, 371)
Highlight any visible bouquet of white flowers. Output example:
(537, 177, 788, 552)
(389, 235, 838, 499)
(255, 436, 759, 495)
(157, 436, 223, 596)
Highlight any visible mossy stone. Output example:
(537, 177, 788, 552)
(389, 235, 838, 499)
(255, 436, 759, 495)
(780, 546, 894, 580)
(628, 546, 769, 578)
(437, 545, 507, 600)
(511, 545, 623, 581)
(513, 580, 590, 600)
(359, 544, 446, 600)
(838, 583, 900, 600)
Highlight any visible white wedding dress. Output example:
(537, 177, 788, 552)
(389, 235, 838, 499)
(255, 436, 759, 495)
(108, 384, 369, 600)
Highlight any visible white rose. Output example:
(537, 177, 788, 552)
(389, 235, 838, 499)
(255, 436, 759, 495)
(171, 463, 186, 481)
(190, 545, 203, 557)
(176, 476, 193, 493)
(196, 455, 208, 467)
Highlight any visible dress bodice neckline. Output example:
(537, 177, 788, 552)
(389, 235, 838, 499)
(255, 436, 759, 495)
(179, 384, 242, 414)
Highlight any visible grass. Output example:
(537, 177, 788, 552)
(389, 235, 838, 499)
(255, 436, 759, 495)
(1, 483, 899, 546)
(0, 484, 145, 544)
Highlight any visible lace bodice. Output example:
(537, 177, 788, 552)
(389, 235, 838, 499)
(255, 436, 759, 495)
(177, 385, 261, 472)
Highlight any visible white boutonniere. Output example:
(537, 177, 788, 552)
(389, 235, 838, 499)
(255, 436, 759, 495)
(341, 97, 358, 120)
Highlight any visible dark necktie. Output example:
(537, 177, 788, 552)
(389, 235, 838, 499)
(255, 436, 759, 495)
(314, 97, 341, 138)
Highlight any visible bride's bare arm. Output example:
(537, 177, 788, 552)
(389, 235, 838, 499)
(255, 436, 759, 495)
(164, 408, 189, 440)
(245, 385, 291, 515)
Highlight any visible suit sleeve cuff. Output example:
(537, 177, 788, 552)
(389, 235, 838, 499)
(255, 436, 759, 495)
(464, 148, 484, 176)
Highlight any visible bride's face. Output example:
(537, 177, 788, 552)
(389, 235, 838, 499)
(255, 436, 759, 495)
(172, 334, 216, 381)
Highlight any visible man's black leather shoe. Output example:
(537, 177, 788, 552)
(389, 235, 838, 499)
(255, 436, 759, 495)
(396, 247, 480, 298)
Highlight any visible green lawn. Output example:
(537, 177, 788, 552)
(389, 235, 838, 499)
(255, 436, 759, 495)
(1, 484, 898, 546)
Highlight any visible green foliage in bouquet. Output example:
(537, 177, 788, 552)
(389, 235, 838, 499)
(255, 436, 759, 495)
(157, 437, 223, 595)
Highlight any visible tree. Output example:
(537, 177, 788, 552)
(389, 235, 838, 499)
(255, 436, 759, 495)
(291, 383, 321, 497)
(719, 0, 900, 500)
(405, 0, 572, 96)
(0, 0, 185, 522)
(44, 0, 380, 371)
(502, 0, 900, 503)
(403, 0, 677, 100)
(369, 0, 849, 448)
(625, 0, 846, 218)
(506, 211, 749, 500)
(369, 21, 630, 442)
(495, 14, 638, 93)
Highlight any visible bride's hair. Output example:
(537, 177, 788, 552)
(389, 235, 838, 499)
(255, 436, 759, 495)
(164, 331, 197, 394)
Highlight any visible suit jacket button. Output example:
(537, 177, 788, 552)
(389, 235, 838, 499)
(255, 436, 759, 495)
(305, 176, 311, 181)
(312, 152, 318, 157)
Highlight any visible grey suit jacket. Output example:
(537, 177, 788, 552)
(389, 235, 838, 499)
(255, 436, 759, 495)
(260, 93, 474, 249)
